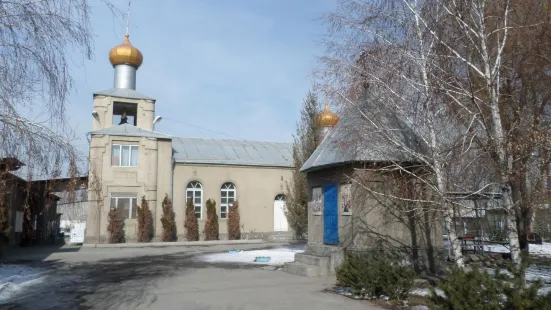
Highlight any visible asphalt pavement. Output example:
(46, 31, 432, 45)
(1, 243, 380, 310)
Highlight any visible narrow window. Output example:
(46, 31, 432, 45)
(186, 181, 203, 219)
(111, 145, 121, 166)
(220, 182, 236, 219)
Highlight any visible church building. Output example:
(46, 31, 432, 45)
(85, 34, 333, 243)
(284, 87, 444, 277)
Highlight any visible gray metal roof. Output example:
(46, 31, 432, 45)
(90, 124, 172, 139)
(94, 88, 155, 101)
(301, 93, 426, 173)
(172, 137, 293, 168)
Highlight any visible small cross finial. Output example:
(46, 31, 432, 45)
(125, 1, 132, 36)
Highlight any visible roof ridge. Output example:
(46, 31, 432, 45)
(90, 124, 171, 139)
(175, 136, 292, 145)
(93, 88, 155, 101)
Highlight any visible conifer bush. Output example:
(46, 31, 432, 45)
(429, 263, 551, 309)
(184, 198, 199, 241)
(107, 208, 125, 243)
(160, 194, 176, 242)
(136, 196, 152, 242)
(227, 200, 241, 240)
(336, 250, 415, 301)
(284, 91, 320, 239)
(204, 199, 219, 241)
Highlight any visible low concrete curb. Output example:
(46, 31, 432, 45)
(82, 239, 265, 248)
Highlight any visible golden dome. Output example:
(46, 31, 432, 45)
(317, 104, 340, 127)
(109, 34, 143, 68)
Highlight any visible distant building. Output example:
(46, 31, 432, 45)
(0, 158, 63, 246)
(85, 34, 294, 243)
(56, 187, 88, 232)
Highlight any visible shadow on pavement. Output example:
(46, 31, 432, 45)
(2, 249, 269, 310)
(2, 240, 80, 264)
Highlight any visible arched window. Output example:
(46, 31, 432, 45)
(186, 181, 203, 219)
(220, 182, 236, 219)
(275, 194, 285, 201)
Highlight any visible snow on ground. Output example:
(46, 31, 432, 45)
(443, 239, 551, 257)
(195, 246, 305, 266)
(483, 243, 551, 256)
(410, 287, 444, 298)
(410, 266, 551, 298)
(0, 264, 50, 302)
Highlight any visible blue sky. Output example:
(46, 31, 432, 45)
(66, 0, 336, 160)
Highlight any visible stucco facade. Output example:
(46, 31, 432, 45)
(172, 164, 292, 239)
(86, 132, 173, 243)
(305, 165, 443, 250)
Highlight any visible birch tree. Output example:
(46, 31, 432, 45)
(496, 1, 551, 253)
(318, 0, 469, 268)
(319, 0, 551, 266)
(0, 0, 120, 178)
(0, 0, 120, 247)
(417, 0, 551, 265)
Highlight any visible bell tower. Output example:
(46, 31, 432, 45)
(91, 31, 156, 132)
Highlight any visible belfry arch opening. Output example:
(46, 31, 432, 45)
(112, 101, 137, 126)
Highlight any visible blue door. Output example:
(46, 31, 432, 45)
(323, 183, 339, 245)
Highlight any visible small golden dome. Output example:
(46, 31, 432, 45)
(317, 104, 340, 127)
(109, 34, 143, 68)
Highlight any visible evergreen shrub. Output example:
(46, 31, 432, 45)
(204, 199, 219, 241)
(227, 200, 241, 240)
(336, 250, 415, 302)
(184, 198, 199, 241)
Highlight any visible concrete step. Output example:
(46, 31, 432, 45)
(283, 262, 322, 277)
(295, 253, 330, 271)
(306, 244, 343, 256)
(269, 232, 295, 241)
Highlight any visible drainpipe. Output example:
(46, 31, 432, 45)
(170, 157, 175, 201)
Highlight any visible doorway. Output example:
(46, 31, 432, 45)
(273, 194, 288, 232)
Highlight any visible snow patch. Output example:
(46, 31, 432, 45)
(0, 264, 49, 302)
(410, 287, 444, 298)
(195, 247, 304, 266)
(483, 243, 551, 256)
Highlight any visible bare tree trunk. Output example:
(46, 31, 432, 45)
(406, 205, 420, 273)
(411, 2, 464, 268)
(423, 209, 436, 274)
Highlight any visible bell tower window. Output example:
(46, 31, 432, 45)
(112, 101, 137, 126)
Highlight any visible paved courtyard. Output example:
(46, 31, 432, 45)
(1, 243, 380, 310)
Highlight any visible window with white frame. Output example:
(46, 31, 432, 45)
(186, 181, 203, 219)
(220, 182, 236, 219)
(110, 192, 138, 219)
(111, 144, 138, 167)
